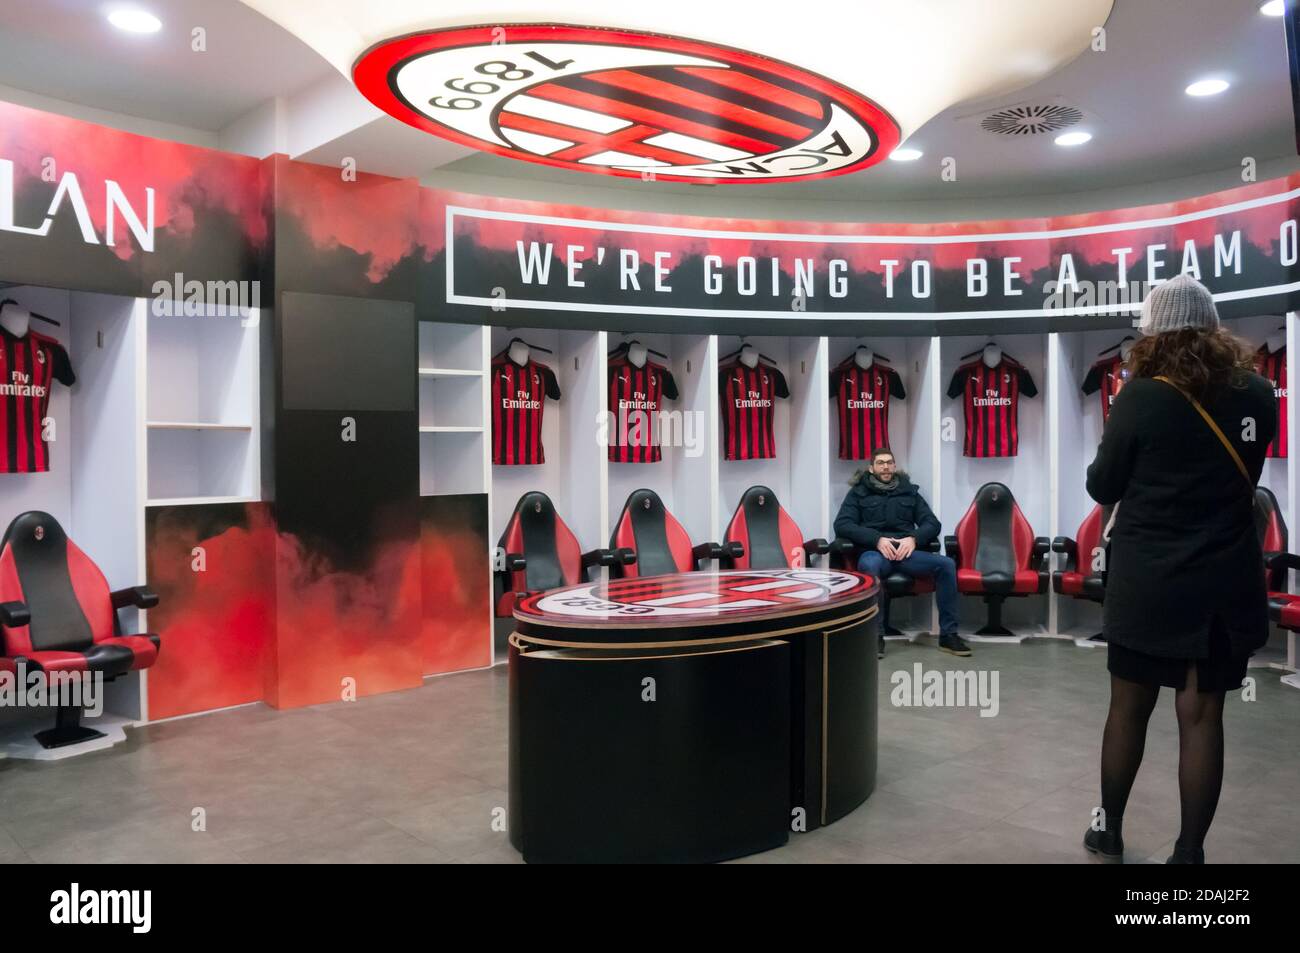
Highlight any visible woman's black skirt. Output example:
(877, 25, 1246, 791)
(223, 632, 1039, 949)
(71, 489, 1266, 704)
(1107, 619, 1250, 692)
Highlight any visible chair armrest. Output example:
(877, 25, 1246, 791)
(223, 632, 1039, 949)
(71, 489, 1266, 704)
(581, 547, 637, 569)
(694, 540, 744, 565)
(828, 538, 857, 556)
(944, 535, 960, 563)
(1266, 551, 1300, 573)
(0, 601, 30, 627)
(1032, 537, 1051, 570)
(1052, 536, 1078, 573)
(1051, 536, 1077, 556)
(692, 541, 722, 562)
(922, 538, 941, 553)
(802, 538, 831, 556)
(111, 586, 159, 611)
(502, 553, 526, 572)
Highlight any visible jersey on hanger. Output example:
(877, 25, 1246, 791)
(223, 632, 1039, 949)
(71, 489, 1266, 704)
(491, 356, 561, 465)
(720, 361, 789, 461)
(1081, 353, 1128, 423)
(830, 360, 905, 459)
(1256, 345, 1287, 458)
(608, 357, 679, 463)
(947, 359, 1037, 458)
(1, 326, 75, 474)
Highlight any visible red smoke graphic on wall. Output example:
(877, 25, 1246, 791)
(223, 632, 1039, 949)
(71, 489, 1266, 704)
(145, 504, 275, 721)
(146, 500, 488, 717)
(269, 532, 425, 709)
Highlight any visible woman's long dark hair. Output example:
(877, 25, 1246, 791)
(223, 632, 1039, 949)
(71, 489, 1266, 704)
(1126, 327, 1257, 404)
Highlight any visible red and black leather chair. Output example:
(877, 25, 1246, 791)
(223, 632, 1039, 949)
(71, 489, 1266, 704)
(1255, 486, 1300, 636)
(610, 488, 741, 576)
(828, 537, 942, 636)
(1256, 486, 1290, 593)
(944, 483, 1050, 635)
(0, 510, 160, 748)
(1051, 504, 1112, 641)
(494, 491, 634, 615)
(723, 485, 852, 569)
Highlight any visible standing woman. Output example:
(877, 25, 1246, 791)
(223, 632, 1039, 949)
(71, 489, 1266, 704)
(1082, 275, 1275, 864)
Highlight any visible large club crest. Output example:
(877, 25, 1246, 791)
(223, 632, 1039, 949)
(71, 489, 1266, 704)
(354, 25, 899, 184)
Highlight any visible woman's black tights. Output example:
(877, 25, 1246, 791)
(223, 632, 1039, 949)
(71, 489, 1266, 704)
(1100, 666, 1227, 851)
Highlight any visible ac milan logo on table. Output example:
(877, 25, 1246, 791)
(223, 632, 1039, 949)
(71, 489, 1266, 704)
(352, 25, 899, 184)
(523, 568, 870, 619)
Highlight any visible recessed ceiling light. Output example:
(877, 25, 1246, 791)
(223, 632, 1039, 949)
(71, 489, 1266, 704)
(107, 8, 162, 33)
(1261, 0, 1285, 17)
(1055, 131, 1092, 147)
(1185, 78, 1230, 97)
(890, 147, 924, 162)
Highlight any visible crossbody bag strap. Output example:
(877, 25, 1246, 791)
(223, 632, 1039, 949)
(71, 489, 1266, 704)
(1153, 375, 1251, 484)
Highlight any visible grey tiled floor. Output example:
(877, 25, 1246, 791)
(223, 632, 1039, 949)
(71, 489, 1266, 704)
(0, 639, 1296, 864)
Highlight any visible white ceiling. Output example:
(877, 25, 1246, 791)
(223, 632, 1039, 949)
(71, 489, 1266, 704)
(0, 0, 1293, 203)
(0, 0, 332, 129)
(434, 0, 1299, 200)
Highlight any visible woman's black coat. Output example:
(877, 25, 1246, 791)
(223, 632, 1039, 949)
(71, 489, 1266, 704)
(1085, 372, 1276, 659)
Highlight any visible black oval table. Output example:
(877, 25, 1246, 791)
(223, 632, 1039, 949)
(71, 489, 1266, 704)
(508, 567, 880, 863)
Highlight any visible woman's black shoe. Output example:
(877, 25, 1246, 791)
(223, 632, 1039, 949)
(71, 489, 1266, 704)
(1083, 827, 1124, 863)
(1166, 842, 1205, 864)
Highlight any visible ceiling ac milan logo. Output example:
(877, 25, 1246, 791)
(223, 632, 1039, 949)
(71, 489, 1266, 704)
(353, 25, 899, 184)
(525, 568, 869, 619)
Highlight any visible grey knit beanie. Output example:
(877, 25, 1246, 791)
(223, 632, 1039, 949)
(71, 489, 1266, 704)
(1138, 274, 1220, 336)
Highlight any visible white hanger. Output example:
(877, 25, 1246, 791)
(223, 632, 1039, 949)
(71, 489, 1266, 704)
(0, 301, 31, 338)
(739, 343, 760, 368)
(507, 339, 531, 367)
(982, 343, 1002, 368)
(627, 341, 648, 368)
(853, 346, 873, 370)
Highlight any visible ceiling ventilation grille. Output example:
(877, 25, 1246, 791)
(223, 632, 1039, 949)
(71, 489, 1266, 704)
(980, 103, 1084, 136)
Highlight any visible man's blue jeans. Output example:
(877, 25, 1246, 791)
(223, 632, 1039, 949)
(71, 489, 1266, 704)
(857, 549, 960, 636)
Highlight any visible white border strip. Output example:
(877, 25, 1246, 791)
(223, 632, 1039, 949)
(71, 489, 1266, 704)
(446, 186, 1300, 246)
(447, 281, 1300, 321)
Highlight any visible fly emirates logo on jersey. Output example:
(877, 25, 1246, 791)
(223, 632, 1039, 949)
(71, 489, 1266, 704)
(848, 390, 886, 410)
(502, 388, 541, 410)
(2, 370, 47, 399)
(973, 386, 1013, 407)
(734, 388, 773, 409)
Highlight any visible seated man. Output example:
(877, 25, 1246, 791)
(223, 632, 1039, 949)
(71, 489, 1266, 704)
(833, 448, 970, 658)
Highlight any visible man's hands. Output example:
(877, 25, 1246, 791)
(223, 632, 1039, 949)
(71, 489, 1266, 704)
(876, 536, 917, 560)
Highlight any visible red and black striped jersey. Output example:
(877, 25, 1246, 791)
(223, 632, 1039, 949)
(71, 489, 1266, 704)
(491, 356, 561, 466)
(1081, 353, 1129, 423)
(719, 361, 789, 461)
(608, 357, 679, 463)
(1255, 345, 1287, 458)
(947, 359, 1037, 458)
(830, 360, 905, 459)
(1, 326, 74, 473)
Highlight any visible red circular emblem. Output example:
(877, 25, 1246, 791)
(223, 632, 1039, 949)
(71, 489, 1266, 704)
(519, 568, 872, 621)
(353, 24, 899, 184)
